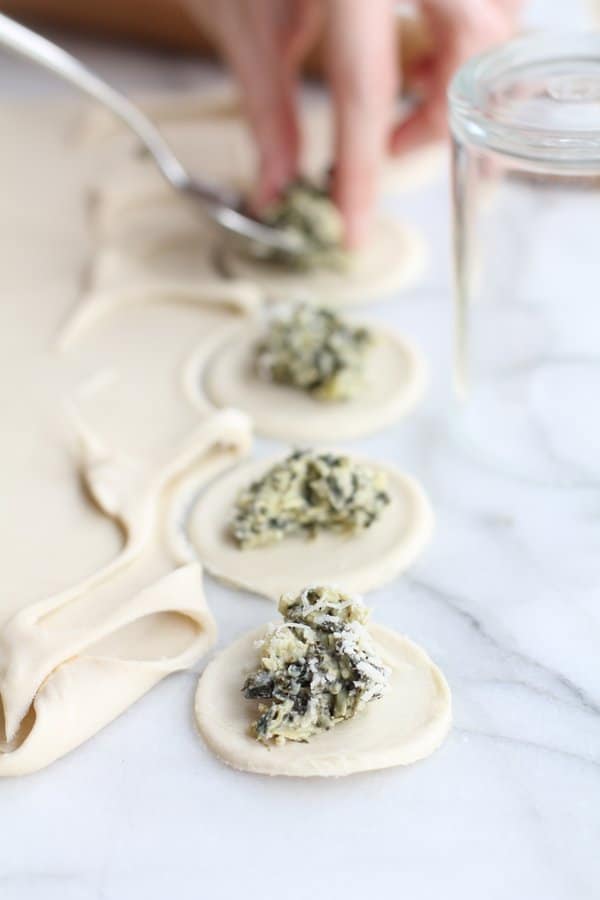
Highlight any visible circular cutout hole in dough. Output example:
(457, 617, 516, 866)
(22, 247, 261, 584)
(195, 622, 451, 777)
(218, 217, 426, 307)
(186, 456, 434, 600)
(201, 320, 427, 441)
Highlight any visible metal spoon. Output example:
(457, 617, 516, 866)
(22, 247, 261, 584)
(0, 12, 305, 260)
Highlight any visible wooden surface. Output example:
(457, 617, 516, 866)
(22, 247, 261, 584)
(2, 0, 432, 79)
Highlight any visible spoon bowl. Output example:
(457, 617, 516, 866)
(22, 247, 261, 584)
(0, 12, 307, 263)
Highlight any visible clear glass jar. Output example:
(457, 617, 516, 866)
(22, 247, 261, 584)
(449, 33, 600, 485)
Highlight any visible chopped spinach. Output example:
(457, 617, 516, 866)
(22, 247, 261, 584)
(259, 179, 347, 270)
(256, 303, 372, 401)
(243, 586, 390, 744)
(231, 450, 390, 550)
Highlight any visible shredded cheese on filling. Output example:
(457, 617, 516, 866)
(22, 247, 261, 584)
(243, 586, 390, 744)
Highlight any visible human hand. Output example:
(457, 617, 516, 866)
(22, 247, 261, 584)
(392, 0, 523, 154)
(188, 0, 396, 247)
(188, 0, 522, 248)
(186, 1, 319, 211)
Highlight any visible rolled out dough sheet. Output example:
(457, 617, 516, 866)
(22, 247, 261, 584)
(0, 99, 254, 775)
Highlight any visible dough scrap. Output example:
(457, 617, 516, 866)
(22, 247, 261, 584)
(59, 281, 262, 352)
(0, 408, 252, 776)
(187, 455, 434, 600)
(195, 622, 451, 777)
(0, 98, 264, 775)
(200, 319, 427, 441)
(0, 565, 212, 776)
(85, 171, 222, 298)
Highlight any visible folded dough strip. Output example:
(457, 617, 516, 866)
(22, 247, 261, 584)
(0, 408, 251, 771)
(58, 281, 263, 351)
(0, 562, 213, 776)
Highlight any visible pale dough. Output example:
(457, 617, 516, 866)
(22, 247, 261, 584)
(0, 90, 434, 776)
(0, 401, 251, 775)
(187, 456, 434, 600)
(0, 101, 255, 775)
(77, 83, 242, 145)
(86, 165, 225, 298)
(199, 319, 428, 441)
(218, 217, 426, 306)
(195, 623, 451, 777)
(78, 84, 445, 193)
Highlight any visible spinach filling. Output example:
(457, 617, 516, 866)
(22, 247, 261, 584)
(256, 303, 372, 401)
(231, 450, 390, 550)
(259, 179, 347, 270)
(244, 586, 390, 744)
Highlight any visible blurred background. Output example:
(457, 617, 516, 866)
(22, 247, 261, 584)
(0, 0, 593, 99)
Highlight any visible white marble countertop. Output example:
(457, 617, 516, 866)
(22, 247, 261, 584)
(1, 4, 599, 900)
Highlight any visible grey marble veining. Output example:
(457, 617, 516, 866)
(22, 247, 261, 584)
(1, 4, 599, 899)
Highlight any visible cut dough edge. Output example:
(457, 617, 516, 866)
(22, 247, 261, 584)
(85, 133, 428, 311)
(219, 217, 427, 307)
(58, 280, 263, 352)
(187, 455, 435, 601)
(195, 623, 452, 777)
(2, 94, 441, 777)
(0, 564, 216, 778)
(199, 321, 428, 441)
(0, 410, 252, 776)
(76, 83, 243, 145)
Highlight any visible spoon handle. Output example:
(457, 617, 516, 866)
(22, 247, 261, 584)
(0, 13, 200, 194)
(0, 13, 307, 257)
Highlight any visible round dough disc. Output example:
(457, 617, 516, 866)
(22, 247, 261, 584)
(219, 217, 426, 306)
(187, 456, 434, 600)
(201, 323, 428, 441)
(195, 623, 451, 777)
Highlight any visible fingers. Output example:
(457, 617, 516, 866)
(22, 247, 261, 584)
(279, 0, 322, 71)
(390, 0, 520, 157)
(191, 0, 301, 208)
(390, 59, 448, 154)
(246, 0, 322, 202)
(324, 0, 397, 248)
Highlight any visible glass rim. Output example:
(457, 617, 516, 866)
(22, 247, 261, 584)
(448, 30, 600, 167)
